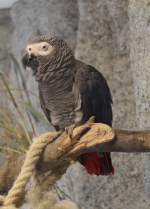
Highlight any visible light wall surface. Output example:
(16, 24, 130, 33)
(0, 0, 17, 9)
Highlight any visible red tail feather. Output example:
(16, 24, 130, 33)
(80, 152, 114, 175)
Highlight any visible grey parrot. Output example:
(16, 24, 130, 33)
(22, 35, 114, 175)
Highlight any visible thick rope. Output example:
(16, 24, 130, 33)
(1, 131, 60, 207)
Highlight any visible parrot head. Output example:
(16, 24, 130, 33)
(21, 35, 74, 80)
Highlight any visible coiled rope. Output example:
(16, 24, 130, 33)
(0, 131, 60, 209)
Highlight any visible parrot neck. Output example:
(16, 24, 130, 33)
(36, 59, 76, 88)
(37, 58, 77, 103)
(35, 46, 75, 82)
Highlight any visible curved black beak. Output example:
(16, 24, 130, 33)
(21, 50, 37, 69)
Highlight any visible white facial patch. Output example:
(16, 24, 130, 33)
(26, 42, 53, 57)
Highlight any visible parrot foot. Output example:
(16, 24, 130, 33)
(65, 124, 76, 140)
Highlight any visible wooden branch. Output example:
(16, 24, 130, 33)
(37, 121, 115, 173)
(35, 121, 150, 189)
(106, 129, 150, 152)
(39, 123, 150, 173)
(1, 120, 150, 193)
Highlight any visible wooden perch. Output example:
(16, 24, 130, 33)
(1, 119, 150, 197)
(39, 123, 150, 174)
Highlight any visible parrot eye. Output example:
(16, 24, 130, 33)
(29, 47, 32, 51)
(42, 45, 48, 51)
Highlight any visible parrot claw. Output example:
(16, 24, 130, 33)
(65, 124, 76, 140)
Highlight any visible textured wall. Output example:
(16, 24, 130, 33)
(1, 0, 150, 208)
(0, 10, 10, 71)
(129, 0, 150, 198)
(76, 0, 135, 129)
(0, 9, 11, 107)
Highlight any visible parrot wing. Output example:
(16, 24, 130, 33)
(39, 88, 52, 124)
(74, 63, 114, 175)
(75, 64, 112, 125)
